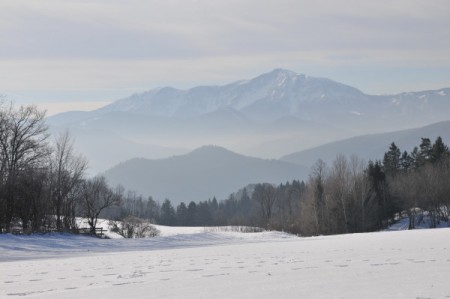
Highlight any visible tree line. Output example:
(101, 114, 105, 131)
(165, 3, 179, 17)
(113, 137, 450, 237)
(0, 103, 122, 234)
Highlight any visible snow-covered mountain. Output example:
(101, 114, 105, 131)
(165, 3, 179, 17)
(46, 69, 450, 174)
(97, 68, 370, 121)
(96, 69, 450, 124)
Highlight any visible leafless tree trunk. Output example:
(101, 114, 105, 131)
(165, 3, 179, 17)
(348, 155, 372, 232)
(329, 154, 351, 233)
(252, 183, 277, 228)
(49, 130, 87, 231)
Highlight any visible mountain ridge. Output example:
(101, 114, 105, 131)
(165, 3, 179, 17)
(281, 120, 450, 168)
(45, 69, 450, 174)
(103, 145, 309, 204)
(95, 68, 370, 120)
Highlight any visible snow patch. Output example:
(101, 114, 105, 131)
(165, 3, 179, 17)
(350, 111, 363, 116)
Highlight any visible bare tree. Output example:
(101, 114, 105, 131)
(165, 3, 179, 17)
(79, 176, 122, 234)
(252, 183, 277, 228)
(0, 103, 50, 231)
(15, 166, 51, 232)
(328, 154, 351, 233)
(348, 155, 372, 231)
(49, 130, 87, 231)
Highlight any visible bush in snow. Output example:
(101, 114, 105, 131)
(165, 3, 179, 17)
(111, 216, 160, 238)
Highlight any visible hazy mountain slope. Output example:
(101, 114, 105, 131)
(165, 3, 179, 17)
(104, 145, 308, 204)
(49, 127, 188, 175)
(281, 121, 450, 168)
(45, 69, 450, 172)
(45, 111, 92, 127)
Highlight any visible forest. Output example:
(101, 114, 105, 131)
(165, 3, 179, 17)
(111, 138, 450, 236)
(1, 102, 449, 236)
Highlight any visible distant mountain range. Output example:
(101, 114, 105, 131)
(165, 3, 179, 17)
(104, 145, 308, 204)
(96, 68, 450, 128)
(97, 69, 369, 121)
(100, 121, 450, 203)
(45, 68, 450, 176)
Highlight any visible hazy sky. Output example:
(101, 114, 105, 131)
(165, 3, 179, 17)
(1, 0, 450, 115)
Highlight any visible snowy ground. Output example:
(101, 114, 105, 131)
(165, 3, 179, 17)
(1, 226, 450, 298)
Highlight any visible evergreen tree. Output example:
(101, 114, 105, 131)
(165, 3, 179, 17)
(176, 202, 188, 226)
(311, 159, 327, 234)
(367, 160, 386, 227)
(210, 197, 219, 211)
(197, 201, 212, 225)
(382, 142, 401, 176)
(160, 199, 176, 225)
(431, 136, 449, 163)
(399, 150, 414, 171)
(145, 196, 160, 222)
(418, 137, 432, 165)
(187, 201, 197, 226)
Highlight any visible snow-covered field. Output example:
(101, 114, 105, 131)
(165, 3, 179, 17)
(1, 225, 450, 298)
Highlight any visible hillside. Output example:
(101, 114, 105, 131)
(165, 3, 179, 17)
(281, 121, 450, 167)
(103, 145, 308, 203)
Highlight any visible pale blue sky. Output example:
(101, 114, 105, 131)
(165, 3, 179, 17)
(1, 0, 450, 115)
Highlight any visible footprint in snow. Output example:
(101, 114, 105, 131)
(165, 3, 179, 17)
(185, 269, 204, 272)
(202, 273, 230, 278)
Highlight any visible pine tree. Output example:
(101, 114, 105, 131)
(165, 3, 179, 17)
(430, 136, 449, 163)
(399, 150, 414, 171)
(418, 137, 432, 165)
(187, 201, 197, 226)
(367, 160, 391, 228)
(176, 202, 188, 226)
(383, 142, 401, 176)
(160, 199, 176, 225)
